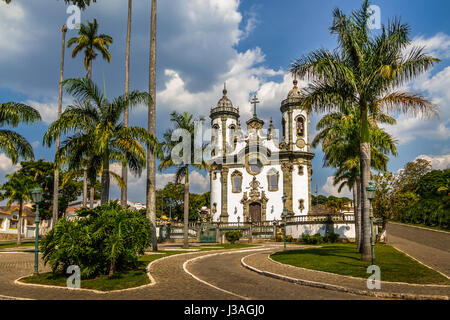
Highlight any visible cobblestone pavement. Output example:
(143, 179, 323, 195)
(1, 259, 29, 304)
(0, 245, 371, 300)
(387, 223, 450, 277)
(242, 249, 450, 298)
(187, 246, 373, 300)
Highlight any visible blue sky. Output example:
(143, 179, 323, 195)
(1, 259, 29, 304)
(0, 0, 449, 202)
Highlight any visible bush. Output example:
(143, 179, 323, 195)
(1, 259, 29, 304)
(40, 202, 151, 279)
(323, 232, 340, 243)
(225, 230, 243, 244)
(301, 233, 323, 244)
(302, 232, 340, 244)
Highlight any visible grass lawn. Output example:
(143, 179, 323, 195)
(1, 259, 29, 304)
(0, 241, 35, 249)
(271, 243, 450, 285)
(20, 243, 258, 291)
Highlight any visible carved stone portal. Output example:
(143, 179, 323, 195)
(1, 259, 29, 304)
(240, 177, 268, 222)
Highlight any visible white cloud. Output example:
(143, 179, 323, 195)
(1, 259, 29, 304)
(0, 154, 21, 183)
(109, 164, 209, 202)
(321, 176, 353, 198)
(382, 66, 450, 145)
(415, 154, 450, 170)
(410, 33, 450, 59)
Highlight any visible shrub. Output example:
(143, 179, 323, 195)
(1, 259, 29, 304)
(225, 230, 243, 244)
(323, 232, 340, 243)
(301, 233, 323, 244)
(40, 202, 151, 279)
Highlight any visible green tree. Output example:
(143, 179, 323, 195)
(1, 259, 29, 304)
(0, 173, 36, 245)
(159, 112, 208, 249)
(0, 102, 41, 164)
(67, 18, 113, 207)
(291, 0, 438, 260)
(313, 108, 397, 250)
(43, 78, 161, 205)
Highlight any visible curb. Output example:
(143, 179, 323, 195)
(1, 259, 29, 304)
(12, 246, 264, 296)
(240, 252, 449, 300)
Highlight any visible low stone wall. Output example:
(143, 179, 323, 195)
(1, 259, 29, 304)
(0, 233, 19, 241)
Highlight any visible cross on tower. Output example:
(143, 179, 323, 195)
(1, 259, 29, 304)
(251, 95, 260, 117)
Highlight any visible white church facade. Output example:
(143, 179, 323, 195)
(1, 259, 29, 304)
(209, 79, 315, 223)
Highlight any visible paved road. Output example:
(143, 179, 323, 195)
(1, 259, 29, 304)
(0, 246, 371, 300)
(387, 222, 450, 277)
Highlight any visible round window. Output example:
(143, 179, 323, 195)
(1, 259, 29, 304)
(248, 159, 263, 175)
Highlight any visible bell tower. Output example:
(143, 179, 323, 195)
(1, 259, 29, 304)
(280, 77, 310, 152)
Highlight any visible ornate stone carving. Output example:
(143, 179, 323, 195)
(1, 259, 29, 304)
(296, 138, 306, 149)
(240, 177, 268, 222)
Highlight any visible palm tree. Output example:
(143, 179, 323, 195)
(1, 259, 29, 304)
(313, 110, 397, 250)
(291, 0, 438, 260)
(43, 78, 161, 204)
(147, 0, 158, 251)
(67, 18, 113, 207)
(159, 112, 208, 249)
(0, 173, 36, 245)
(52, 24, 68, 229)
(122, 0, 133, 208)
(0, 102, 41, 163)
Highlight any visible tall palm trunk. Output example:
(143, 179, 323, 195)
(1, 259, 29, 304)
(146, 0, 158, 251)
(52, 24, 68, 226)
(360, 106, 371, 261)
(121, 0, 132, 208)
(17, 201, 23, 245)
(356, 176, 362, 251)
(183, 165, 189, 249)
(83, 60, 93, 207)
(352, 185, 359, 248)
(90, 184, 95, 209)
(101, 152, 110, 204)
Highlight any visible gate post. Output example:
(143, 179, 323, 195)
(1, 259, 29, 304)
(249, 223, 253, 243)
(216, 223, 221, 243)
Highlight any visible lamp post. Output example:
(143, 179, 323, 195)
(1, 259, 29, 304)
(165, 198, 176, 221)
(366, 181, 376, 265)
(237, 215, 240, 227)
(282, 193, 287, 250)
(31, 186, 43, 276)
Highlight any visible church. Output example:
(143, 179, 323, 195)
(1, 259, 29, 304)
(209, 78, 315, 223)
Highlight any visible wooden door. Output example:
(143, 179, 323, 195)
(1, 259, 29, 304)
(249, 202, 262, 222)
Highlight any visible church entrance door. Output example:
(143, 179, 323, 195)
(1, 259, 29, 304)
(249, 202, 262, 222)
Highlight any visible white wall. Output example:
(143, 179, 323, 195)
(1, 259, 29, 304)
(286, 223, 355, 240)
(226, 164, 284, 222)
(292, 164, 310, 216)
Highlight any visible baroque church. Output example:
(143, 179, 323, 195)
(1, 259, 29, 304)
(209, 78, 315, 223)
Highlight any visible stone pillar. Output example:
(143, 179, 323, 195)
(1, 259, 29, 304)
(220, 167, 229, 222)
(288, 110, 293, 151)
(308, 161, 312, 214)
(221, 117, 227, 157)
(281, 162, 294, 214)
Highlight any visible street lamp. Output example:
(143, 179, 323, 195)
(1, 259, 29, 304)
(366, 181, 376, 265)
(31, 186, 43, 276)
(165, 198, 176, 221)
(282, 193, 287, 250)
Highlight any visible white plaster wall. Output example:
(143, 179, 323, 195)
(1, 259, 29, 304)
(226, 164, 284, 222)
(291, 165, 310, 216)
(286, 223, 355, 240)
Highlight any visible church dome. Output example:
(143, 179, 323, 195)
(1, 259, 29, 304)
(287, 79, 302, 99)
(210, 84, 240, 120)
(217, 86, 233, 108)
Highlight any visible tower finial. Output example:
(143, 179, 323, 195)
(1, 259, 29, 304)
(293, 73, 298, 87)
(223, 82, 227, 96)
